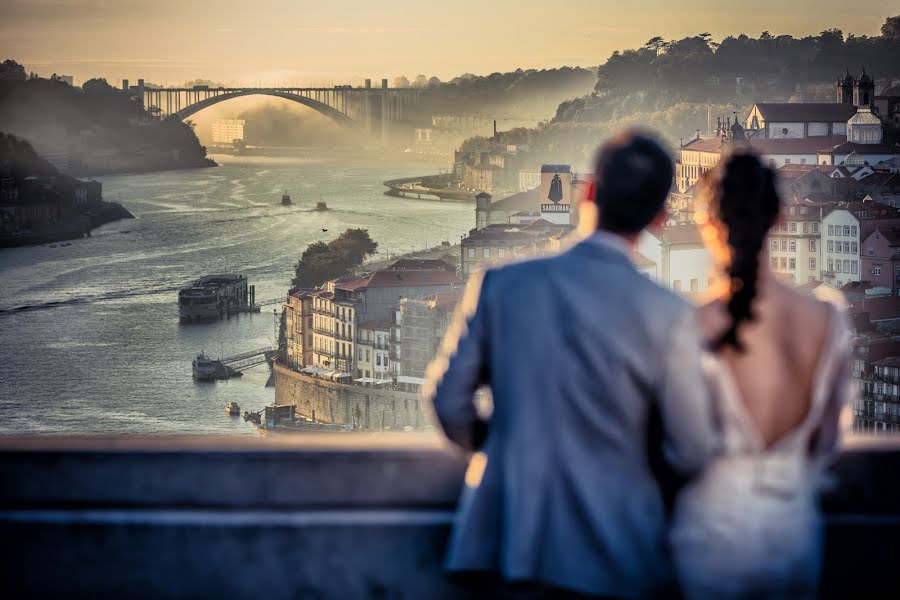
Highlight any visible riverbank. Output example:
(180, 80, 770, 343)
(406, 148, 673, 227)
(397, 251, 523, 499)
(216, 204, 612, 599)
(0, 201, 134, 249)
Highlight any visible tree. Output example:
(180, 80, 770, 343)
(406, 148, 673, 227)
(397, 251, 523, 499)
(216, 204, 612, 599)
(392, 75, 410, 88)
(427, 76, 442, 87)
(882, 16, 900, 39)
(82, 78, 114, 94)
(291, 229, 379, 289)
(413, 74, 428, 88)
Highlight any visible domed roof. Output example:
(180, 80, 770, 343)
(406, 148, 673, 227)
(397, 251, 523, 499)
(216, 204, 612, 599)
(859, 68, 872, 83)
(848, 107, 881, 126)
(843, 70, 854, 84)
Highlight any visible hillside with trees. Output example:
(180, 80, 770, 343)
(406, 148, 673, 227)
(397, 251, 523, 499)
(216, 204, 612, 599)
(459, 16, 900, 167)
(0, 65, 216, 176)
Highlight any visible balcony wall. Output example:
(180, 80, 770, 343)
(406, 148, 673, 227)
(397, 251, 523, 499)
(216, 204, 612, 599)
(0, 434, 898, 599)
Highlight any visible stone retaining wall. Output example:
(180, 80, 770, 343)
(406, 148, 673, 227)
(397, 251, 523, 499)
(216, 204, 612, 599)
(274, 362, 436, 430)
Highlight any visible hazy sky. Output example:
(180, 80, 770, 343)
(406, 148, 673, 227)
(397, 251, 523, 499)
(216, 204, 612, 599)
(2, 0, 895, 86)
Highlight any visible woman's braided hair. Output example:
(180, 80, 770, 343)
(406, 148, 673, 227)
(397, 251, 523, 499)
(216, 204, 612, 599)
(704, 149, 781, 351)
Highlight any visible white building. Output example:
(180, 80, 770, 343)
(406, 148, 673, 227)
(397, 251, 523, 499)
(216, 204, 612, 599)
(638, 225, 712, 296)
(822, 209, 861, 286)
(767, 202, 824, 284)
(211, 119, 246, 145)
(744, 103, 857, 139)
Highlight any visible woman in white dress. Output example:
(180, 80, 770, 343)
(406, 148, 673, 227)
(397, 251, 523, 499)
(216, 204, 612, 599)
(671, 149, 852, 599)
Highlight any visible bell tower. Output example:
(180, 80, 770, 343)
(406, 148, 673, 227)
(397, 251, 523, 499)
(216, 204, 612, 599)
(854, 68, 875, 108)
(836, 70, 854, 104)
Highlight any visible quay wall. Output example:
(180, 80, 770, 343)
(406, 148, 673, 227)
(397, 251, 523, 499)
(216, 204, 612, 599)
(273, 361, 436, 430)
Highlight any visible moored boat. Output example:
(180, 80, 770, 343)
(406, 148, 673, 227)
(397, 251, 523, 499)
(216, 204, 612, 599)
(226, 401, 240, 416)
(281, 192, 292, 206)
(178, 274, 248, 322)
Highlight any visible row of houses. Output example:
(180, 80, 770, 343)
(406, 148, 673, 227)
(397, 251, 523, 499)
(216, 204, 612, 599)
(282, 259, 465, 390)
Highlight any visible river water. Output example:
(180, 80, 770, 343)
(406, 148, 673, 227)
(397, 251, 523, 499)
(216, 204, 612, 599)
(0, 153, 472, 435)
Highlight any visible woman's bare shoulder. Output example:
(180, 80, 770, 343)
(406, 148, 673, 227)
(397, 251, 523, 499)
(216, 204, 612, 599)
(696, 299, 730, 344)
(774, 282, 835, 353)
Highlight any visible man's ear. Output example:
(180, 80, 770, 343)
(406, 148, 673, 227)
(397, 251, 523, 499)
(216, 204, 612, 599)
(647, 209, 668, 234)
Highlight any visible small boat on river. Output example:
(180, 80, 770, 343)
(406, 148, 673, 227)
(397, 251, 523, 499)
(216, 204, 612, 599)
(281, 192, 292, 206)
(226, 401, 240, 416)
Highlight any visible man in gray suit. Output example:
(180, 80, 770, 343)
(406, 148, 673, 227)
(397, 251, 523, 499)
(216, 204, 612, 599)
(424, 130, 718, 598)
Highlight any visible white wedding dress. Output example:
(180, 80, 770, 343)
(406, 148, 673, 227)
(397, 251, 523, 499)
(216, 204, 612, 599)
(671, 305, 851, 600)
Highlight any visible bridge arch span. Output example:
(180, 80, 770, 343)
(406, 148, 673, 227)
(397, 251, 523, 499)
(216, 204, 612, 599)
(174, 90, 364, 131)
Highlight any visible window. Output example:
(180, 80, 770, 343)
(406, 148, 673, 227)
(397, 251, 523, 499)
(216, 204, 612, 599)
(844, 242, 850, 253)
(790, 222, 797, 233)
(843, 259, 850, 273)
(780, 222, 788, 232)
(789, 258, 796, 270)
(828, 259, 833, 271)
(771, 257, 778, 268)
(851, 242, 858, 254)
(771, 239, 778, 251)
(809, 240, 816, 252)
(790, 240, 796, 252)
(835, 261, 842, 273)
(690, 279, 699, 292)
(780, 257, 787, 269)
(844, 226, 851, 236)
(482, 248, 491, 259)
(785, 157, 791, 164)
(467, 248, 475, 258)
(828, 225, 834, 235)
(376, 355, 381, 366)
(813, 223, 819, 234)
(809, 258, 816, 270)
(868, 247, 875, 256)
(802, 222, 808, 234)
(827, 240, 833, 252)
(498, 248, 506, 258)
(851, 261, 857, 274)
(781, 240, 787, 251)
(851, 226, 857, 237)
(873, 265, 882, 276)
(673, 280, 682, 292)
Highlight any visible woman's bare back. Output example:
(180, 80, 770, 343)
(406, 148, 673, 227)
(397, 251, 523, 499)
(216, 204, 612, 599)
(698, 279, 834, 449)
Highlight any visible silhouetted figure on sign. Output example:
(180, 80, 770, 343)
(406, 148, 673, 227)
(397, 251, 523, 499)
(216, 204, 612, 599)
(425, 130, 716, 598)
(548, 173, 563, 203)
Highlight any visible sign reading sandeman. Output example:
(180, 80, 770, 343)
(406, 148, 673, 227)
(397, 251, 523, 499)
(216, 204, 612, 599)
(539, 165, 573, 224)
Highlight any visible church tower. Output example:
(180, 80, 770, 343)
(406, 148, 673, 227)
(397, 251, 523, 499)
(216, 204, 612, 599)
(853, 68, 875, 108)
(836, 70, 854, 104)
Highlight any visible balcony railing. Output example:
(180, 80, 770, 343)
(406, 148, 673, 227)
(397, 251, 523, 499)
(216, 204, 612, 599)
(1, 438, 898, 598)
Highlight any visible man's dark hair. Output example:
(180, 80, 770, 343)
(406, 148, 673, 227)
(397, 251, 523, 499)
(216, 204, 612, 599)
(593, 129, 673, 234)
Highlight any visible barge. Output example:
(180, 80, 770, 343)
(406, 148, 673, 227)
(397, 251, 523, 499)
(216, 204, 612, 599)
(178, 274, 249, 322)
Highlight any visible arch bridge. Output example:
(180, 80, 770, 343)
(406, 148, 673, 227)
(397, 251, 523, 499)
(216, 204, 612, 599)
(133, 82, 421, 139)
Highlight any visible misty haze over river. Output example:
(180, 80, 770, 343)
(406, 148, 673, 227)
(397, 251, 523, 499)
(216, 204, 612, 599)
(0, 154, 472, 434)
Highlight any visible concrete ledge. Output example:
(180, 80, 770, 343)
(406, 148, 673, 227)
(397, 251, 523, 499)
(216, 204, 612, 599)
(0, 435, 898, 599)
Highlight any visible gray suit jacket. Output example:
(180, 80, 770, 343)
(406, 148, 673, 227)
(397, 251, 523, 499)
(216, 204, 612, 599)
(424, 232, 717, 598)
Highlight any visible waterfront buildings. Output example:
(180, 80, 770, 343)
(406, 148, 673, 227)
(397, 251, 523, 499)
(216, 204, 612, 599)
(768, 201, 824, 284)
(460, 220, 574, 275)
(283, 260, 462, 379)
(638, 225, 712, 296)
(397, 291, 463, 380)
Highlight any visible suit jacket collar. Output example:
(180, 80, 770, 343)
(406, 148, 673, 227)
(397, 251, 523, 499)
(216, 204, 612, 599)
(572, 230, 638, 269)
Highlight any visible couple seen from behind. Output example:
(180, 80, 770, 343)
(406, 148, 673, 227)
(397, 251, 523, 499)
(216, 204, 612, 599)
(424, 130, 852, 599)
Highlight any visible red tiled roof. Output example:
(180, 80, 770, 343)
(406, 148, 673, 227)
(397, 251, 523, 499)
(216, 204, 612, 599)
(388, 258, 455, 272)
(751, 136, 847, 155)
(848, 296, 900, 322)
(659, 224, 703, 245)
(358, 319, 392, 331)
(818, 141, 900, 155)
(868, 226, 900, 246)
(753, 103, 858, 122)
(682, 136, 725, 153)
(426, 290, 465, 310)
(336, 269, 462, 291)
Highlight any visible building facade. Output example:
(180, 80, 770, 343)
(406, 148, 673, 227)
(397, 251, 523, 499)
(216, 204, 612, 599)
(861, 227, 900, 295)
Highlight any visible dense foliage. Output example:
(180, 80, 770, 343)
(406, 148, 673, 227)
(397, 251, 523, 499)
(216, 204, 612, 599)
(0, 132, 59, 180)
(402, 67, 597, 125)
(292, 229, 379, 289)
(0, 67, 215, 174)
(458, 16, 900, 166)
